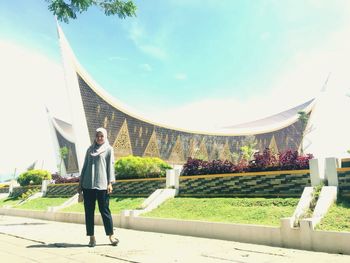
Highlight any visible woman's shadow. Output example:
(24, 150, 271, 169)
(27, 243, 112, 248)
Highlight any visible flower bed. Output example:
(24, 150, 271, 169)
(182, 149, 313, 176)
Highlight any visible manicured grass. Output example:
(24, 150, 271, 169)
(61, 197, 145, 214)
(0, 197, 21, 207)
(15, 197, 69, 211)
(143, 197, 299, 226)
(317, 197, 350, 232)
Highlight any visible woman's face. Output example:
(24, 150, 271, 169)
(95, 131, 105, 145)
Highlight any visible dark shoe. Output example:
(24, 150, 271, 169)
(88, 240, 96, 247)
(110, 237, 119, 246)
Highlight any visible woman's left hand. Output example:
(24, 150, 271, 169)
(107, 183, 113, 194)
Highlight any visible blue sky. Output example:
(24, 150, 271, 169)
(1, 0, 350, 176)
(2, 0, 350, 132)
(1, 1, 348, 113)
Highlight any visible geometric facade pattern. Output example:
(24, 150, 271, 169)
(0, 187, 9, 194)
(78, 74, 306, 164)
(54, 127, 79, 173)
(17, 170, 312, 198)
(46, 184, 78, 197)
(45, 180, 166, 197)
(112, 119, 133, 159)
(111, 179, 166, 197)
(143, 130, 161, 158)
(337, 168, 350, 197)
(179, 171, 311, 197)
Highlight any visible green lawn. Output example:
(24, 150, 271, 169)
(15, 197, 69, 211)
(143, 197, 299, 226)
(0, 197, 21, 207)
(317, 197, 350, 232)
(61, 197, 145, 214)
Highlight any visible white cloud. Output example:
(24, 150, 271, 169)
(139, 45, 167, 60)
(129, 22, 143, 43)
(140, 63, 152, 72)
(144, 6, 350, 133)
(108, 56, 127, 61)
(128, 22, 167, 60)
(174, 73, 187, 80)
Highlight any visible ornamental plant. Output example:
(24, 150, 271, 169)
(17, 169, 52, 186)
(182, 158, 236, 175)
(181, 149, 313, 176)
(115, 156, 172, 179)
(249, 148, 279, 172)
(52, 173, 80, 184)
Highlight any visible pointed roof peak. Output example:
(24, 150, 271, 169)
(321, 72, 331, 92)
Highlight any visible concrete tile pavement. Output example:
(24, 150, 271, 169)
(0, 215, 349, 263)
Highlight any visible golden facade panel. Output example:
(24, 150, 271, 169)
(168, 135, 185, 163)
(113, 119, 133, 159)
(143, 130, 160, 158)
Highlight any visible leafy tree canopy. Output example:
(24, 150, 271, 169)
(46, 0, 137, 23)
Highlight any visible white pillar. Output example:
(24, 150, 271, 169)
(325, 157, 339, 186)
(309, 158, 323, 186)
(41, 180, 50, 196)
(166, 169, 175, 188)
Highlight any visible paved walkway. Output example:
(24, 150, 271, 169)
(0, 215, 349, 263)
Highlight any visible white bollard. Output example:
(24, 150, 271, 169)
(41, 180, 50, 195)
(325, 157, 339, 186)
(166, 169, 175, 188)
(309, 158, 323, 186)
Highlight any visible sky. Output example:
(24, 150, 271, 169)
(1, 0, 350, 176)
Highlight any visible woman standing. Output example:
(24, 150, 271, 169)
(78, 127, 118, 247)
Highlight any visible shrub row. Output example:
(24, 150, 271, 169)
(115, 156, 172, 179)
(50, 156, 173, 183)
(51, 173, 80, 184)
(182, 149, 313, 176)
(17, 170, 52, 186)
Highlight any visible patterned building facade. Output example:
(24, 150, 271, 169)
(54, 127, 79, 173)
(77, 74, 307, 164)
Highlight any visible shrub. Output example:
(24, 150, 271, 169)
(234, 159, 249, 173)
(115, 156, 172, 179)
(296, 154, 314, 169)
(182, 158, 236, 175)
(17, 170, 52, 186)
(181, 149, 313, 176)
(181, 158, 204, 175)
(249, 148, 279, 171)
(51, 173, 80, 184)
(278, 149, 299, 170)
(278, 150, 313, 170)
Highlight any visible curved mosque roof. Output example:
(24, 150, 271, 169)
(58, 25, 315, 136)
(220, 99, 315, 134)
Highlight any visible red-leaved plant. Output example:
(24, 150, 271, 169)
(51, 173, 80, 184)
(181, 149, 313, 176)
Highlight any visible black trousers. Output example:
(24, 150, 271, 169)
(82, 188, 114, 236)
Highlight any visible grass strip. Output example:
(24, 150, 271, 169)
(316, 197, 350, 232)
(61, 197, 145, 214)
(0, 197, 21, 207)
(15, 197, 69, 210)
(143, 197, 298, 226)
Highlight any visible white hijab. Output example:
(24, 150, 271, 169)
(90, 127, 110, 156)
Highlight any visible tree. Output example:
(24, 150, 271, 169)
(59, 146, 69, 175)
(46, 0, 137, 23)
(297, 111, 310, 155)
(240, 135, 257, 161)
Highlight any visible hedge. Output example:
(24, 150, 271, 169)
(115, 156, 172, 179)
